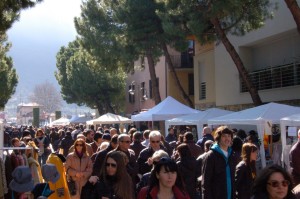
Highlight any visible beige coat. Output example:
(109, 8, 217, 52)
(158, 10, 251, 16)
(65, 152, 92, 199)
(27, 157, 43, 185)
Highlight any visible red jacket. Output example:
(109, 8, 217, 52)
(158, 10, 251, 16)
(138, 185, 190, 199)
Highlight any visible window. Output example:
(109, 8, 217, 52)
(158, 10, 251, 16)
(128, 85, 135, 103)
(200, 82, 206, 100)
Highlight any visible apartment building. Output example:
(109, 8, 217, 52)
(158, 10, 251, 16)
(195, 0, 300, 111)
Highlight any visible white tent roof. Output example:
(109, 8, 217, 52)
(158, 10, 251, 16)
(50, 117, 70, 126)
(165, 108, 233, 138)
(166, 108, 233, 126)
(208, 102, 300, 125)
(87, 113, 132, 125)
(131, 96, 200, 121)
(70, 116, 92, 124)
(280, 113, 300, 126)
(208, 102, 300, 168)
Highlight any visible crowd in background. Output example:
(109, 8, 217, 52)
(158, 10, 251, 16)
(2, 123, 300, 199)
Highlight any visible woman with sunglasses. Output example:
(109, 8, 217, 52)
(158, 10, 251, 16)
(65, 138, 93, 199)
(137, 157, 190, 199)
(251, 164, 296, 199)
(235, 143, 258, 199)
(91, 150, 133, 199)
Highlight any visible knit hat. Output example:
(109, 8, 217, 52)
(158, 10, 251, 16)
(9, 166, 34, 192)
(41, 164, 60, 183)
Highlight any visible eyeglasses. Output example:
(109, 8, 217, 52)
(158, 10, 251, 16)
(105, 163, 117, 168)
(121, 140, 131, 144)
(151, 140, 160, 143)
(267, 180, 290, 188)
(75, 144, 83, 147)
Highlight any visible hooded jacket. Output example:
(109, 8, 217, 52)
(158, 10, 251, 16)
(202, 143, 235, 199)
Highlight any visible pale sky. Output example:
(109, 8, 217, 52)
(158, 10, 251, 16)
(7, 0, 82, 99)
(4, 0, 89, 116)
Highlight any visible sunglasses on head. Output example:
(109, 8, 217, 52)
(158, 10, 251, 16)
(106, 163, 117, 168)
(151, 140, 160, 143)
(267, 180, 290, 188)
(75, 144, 83, 147)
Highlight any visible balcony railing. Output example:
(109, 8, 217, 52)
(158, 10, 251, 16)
(170, 53, 194, 68)
(241, 62, 300, 92)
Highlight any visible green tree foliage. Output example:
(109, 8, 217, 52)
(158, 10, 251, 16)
(0, 0, 42, 33)
(74, 0, 137, 73)
(159, 0, 276, 105)
(106, 0, 195, 106)
(0, 33, 18, 110)
(55, 39, 126, 115)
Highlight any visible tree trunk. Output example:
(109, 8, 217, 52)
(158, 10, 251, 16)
(161, 43, 194, 108)
(285, 0, 300, 34)
(210, 18, 263, 106)
(146, 50, 162, 105)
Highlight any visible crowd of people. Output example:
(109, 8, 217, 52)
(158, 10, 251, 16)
(2, 123, 300, 199)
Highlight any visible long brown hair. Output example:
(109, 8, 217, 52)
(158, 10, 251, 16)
(241, 143, 258, 178)
(101, 151, 133, 199)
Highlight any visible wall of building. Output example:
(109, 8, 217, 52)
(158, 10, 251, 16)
(126, 56, 167, 116)
(214, 0, 300, 106)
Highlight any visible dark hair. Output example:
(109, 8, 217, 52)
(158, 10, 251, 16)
(148, 157, 186, 196)
(184, 132, 193, 141)
(252, 164, 294, 198)
(94, 132, 103, 141)
(101, 151, 133, 199)
(111, 134, 119, 144)
(237, 129, 247, 140)
(177, 143, 192, 158)
(241, 143, 258, 179)
(133, 132, 142, 141)
(232, 136, 243, 152)
(214, 126, 233, 143)
(143, 130, 150, 139)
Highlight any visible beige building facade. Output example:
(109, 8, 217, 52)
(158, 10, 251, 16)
(195, 0, 300, 110)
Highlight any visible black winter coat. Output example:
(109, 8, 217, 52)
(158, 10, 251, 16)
(137, 145, 167, 175)
(59, 134, 73, 157)
(177, 156, 198, 199)
(235, 161, 254, 199)
(202, 147, 236, 199)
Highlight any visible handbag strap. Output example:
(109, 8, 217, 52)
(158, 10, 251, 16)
(42, 183, 48, 196)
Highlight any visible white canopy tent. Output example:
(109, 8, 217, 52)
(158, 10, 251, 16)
(280, 113, 300, 171)
(208, 102, 300, 168)
(50, 117, 70, 127)
(69, 116, 92, 124)
(131, 96, 200, 121)
(165, 108, 233, 138)
(87, 113, 132, 125)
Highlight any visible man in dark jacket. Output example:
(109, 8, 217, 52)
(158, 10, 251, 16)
(165, 127, 177, 143)
(196, 127, 214, 151)
(137, 130, 167, 175)
(184, 132, 203, 158)
(58, 131, 73, 157)
(90, 134, 119, 178)
(115, 134, 139, 185)
(130, 131, 145, 157)
(290, 129, 300, 185)
(202, 126, 235, 199)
